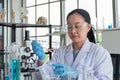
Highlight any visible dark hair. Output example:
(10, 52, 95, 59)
(67, 9, 96, 43)
(87, 27, 96, 43)
(67, 9, 91, 24)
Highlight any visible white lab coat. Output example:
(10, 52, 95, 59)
(35, 39, 113, 80)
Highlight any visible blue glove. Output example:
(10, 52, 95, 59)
(31, 40, 45, 60)
(52, 63, 78, 78)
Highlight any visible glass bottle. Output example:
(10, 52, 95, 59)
(9, 42, 21, 80)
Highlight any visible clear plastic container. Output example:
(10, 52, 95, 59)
(78, 70, 94, 80)
(39, 67, 61, 80)
(40, 70, 94, 80)
(44, 75, 61, 80)
(64, 70, 94, 80)
(67, 71, 78, 80)
(9, 42, 21, 80)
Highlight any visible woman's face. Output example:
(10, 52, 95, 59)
(67, 13, 91, 43)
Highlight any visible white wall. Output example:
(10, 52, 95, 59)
(102, 28, 120, 54)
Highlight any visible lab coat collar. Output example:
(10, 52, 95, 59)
(65, 38, 91, 67)
(66, 38, 90, 52)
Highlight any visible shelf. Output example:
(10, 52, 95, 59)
(0, 22, 59, 59)
(95, 28, 120, 33)
(0, 22, 60, 28)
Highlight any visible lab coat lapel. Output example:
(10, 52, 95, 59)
(72, 39, 91, 67)
(64, 44, 74, 66)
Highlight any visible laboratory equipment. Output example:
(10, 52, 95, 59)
(52, 63, 78, 78)
(78, 70, 94, 80)
(9, 42, 21, 80)
(44, 75, 61, 80)
(20, 30, 36, 80)
(58, 69, 94, 80)
(10, 59, 20, 80)
(4, 47, 10, 80)
(0, 23, 63, 80)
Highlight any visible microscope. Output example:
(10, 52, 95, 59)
(20, 30, 36, 80)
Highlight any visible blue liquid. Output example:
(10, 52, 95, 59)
(5, 76, 9, 80)
(108, 25, 112, 29)
(10, 59, 20, 80)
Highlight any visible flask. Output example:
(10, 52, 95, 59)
(9, 42, 21, 80)
(108, 24, 112, 29)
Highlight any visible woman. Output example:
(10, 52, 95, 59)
(32, 9, 113, 80)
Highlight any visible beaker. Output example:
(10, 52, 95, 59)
(9, 42, 21, 80)
(43, 75, 61, 80)
(67, 71, 79, 80)
(78, 70, 94, 80)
